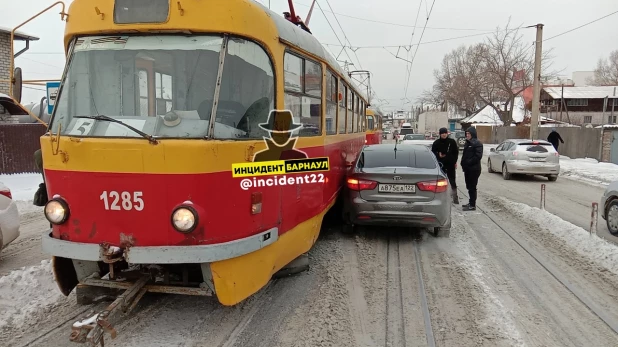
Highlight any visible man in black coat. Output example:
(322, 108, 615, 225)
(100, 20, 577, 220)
(432, 128, 460, 204)
(547, 128, 564, 151)
(460, 127, 483, 211)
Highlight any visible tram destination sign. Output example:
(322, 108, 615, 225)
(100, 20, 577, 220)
(114, 0, 170, 24)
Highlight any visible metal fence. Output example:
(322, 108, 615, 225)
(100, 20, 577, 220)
(475, 126, 603, 160)
(0, 124, 47, 174)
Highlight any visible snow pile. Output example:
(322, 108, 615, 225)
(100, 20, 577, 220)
(494, 197, 618, 276)
(559, 157, 618, 186)
(0, 260, 65, 330)
(0, 173, 43, 201)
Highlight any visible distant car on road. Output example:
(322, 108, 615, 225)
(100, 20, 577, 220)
(0, 182, 20, 251)
(601, 182, 618, 236)
(401, 134, 434, 148)
(449, 130, 466, 150)
(487, 139, 560, 181)
(342, 143, 452, 237)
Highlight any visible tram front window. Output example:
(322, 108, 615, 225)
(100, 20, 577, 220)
(50, 35, 275, 140)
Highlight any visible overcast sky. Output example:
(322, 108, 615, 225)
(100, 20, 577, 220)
(7, 0, 618, 111)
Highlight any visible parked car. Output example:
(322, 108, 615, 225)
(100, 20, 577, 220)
(383, 130, 391, 139)
(342, 143, 451, 237)
(0, 182, 20, 251)
(449, 130, 466, 150)
(487, 139, 560, 181)
(401, 134, 434, 148)
(601, 181, 618, 236)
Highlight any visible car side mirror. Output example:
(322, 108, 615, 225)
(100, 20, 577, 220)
(490, 148, 496, 152)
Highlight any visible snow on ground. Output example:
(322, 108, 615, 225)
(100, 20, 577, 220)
(0, 260, 65, 331)
(496, 197, 618, 276)
(0, 173, 42, 202)
(559, 157, 618, 186)
(0, 173, 44, 214)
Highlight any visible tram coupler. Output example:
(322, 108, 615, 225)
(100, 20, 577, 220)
(70, 275, 150, 347)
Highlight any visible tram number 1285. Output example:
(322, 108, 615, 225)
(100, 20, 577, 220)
(100, 191, 144, 211)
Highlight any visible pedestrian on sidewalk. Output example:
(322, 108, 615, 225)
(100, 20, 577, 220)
(431, 127, 460, 204)
(460, 127, 483, 211)
(547, 128, 564, 151)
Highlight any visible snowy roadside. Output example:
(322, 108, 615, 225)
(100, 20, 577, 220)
(0, 173, 44, 215)
(492, 196, 618, 276)
(0, 260, 66, 331)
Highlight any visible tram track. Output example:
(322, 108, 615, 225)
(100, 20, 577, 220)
(383, 232, 436, 347)
(457, 187, 618, 337)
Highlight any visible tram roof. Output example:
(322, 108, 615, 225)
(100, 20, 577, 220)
(254, 2, 368, 101)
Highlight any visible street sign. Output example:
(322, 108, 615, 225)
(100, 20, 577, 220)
(46, 82, 60, 115)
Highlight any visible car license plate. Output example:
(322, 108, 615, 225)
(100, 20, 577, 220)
(378, 184, 416, 193)
(529, 157, 546, 162)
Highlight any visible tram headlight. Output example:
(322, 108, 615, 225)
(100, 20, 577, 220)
(171, 206, 198, 233)
(44, 198, 69, 225)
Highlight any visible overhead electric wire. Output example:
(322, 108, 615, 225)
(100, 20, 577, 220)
(293, 1, 490, 31)
(402, 1, 426, 95)
(543, 9, 618, 41)
(403, 0, 436, 99)
(322, 0, 363, 70)
(313, 0, 357, 72)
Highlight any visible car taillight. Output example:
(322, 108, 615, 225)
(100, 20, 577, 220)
(0, 189, 11, 199)
(554, 152, 559, 156)
(417, 179, 448, 193)
(347, 178, 377, 191)
(513, 151, 518, 156)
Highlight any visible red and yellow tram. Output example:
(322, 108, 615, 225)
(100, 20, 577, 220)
(365, 108, 383, 145)
(37, 0, 368, 307)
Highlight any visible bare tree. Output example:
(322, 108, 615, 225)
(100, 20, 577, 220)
(420, 45, 485, 116)
(478, 20, 556, 125)
(590, 50, 618, 86)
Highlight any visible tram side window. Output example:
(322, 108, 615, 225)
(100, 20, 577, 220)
(356, 98, 362, 132)
(353, 95, 359, 133)
(338, 81, 347, 134)
(326, 71, 337, 135)
(347, 90, 354, 133)
(155, 72, 173, 115)
(283, 52, 322, 137)
(367, 115, 374, 131)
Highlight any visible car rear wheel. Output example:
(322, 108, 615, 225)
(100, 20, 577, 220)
(547, 175, 558, 182)
(606, 200, 618, 236)
(432, 216, 451, 238)
(502, 163, 511, 180)
(488, 159, 494, 173)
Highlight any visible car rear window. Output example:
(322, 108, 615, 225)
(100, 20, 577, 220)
(517, 143, 554, 152)
(361, 149, 437, 169)
(399, 128, 414, 135)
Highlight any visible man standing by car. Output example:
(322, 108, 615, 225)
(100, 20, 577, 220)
(547, 128, 564, 151)
(432, 128, 459, 204)
(460, 127, 483, 211)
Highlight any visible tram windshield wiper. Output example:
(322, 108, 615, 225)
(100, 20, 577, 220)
(74, 115, 158, 144)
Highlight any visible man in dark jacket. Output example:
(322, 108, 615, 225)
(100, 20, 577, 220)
(460, 127, 483, 211)
(432, 127, 459, 204)
(547, 128, 564, 151)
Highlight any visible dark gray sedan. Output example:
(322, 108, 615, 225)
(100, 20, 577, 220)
(342, 144, 452, 237)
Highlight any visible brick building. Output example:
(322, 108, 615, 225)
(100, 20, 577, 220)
(0, 26, 40, 96)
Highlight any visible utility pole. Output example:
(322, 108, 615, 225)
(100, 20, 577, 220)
(530, 24, 544, 140)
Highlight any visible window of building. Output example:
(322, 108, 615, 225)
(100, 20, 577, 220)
(584, 115, 592, 123)
(284, 52, 322, 137)
(567, 98, 588, 107)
